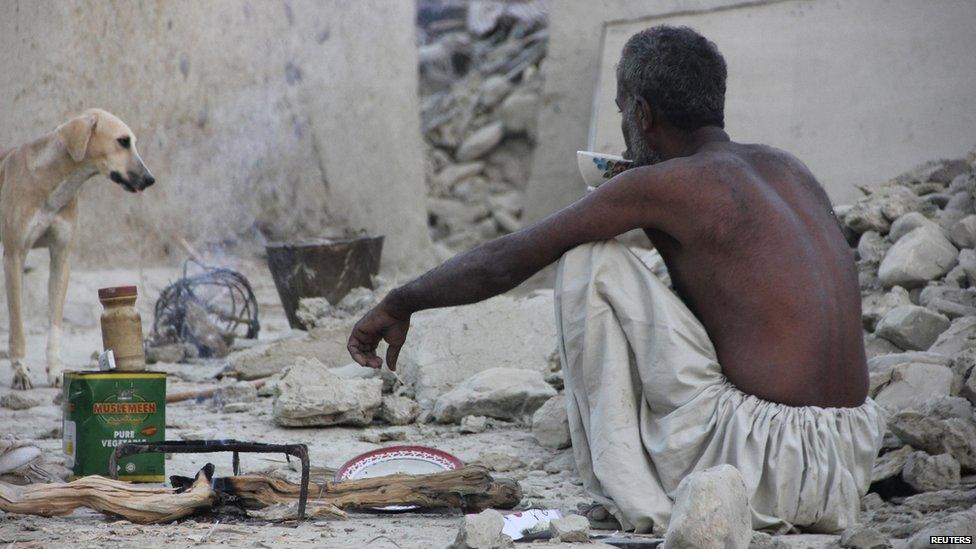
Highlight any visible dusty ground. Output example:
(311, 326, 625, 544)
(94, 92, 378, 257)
(0, 257, 939, 548)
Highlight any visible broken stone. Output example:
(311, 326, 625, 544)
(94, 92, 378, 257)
(459, 415, 489, 434)
(875, 305, 950, 351)
(531, 395, 570, 450)
(433, 367, 557, 423)
(844, 201, 889, 235)
(856, 231, 888, 263)
(476, 452, 524, 473)
(295, 297, 332, 329)
(272, 357, 382, 427)
(872, 445, 915, 483)
(455, 122, 504, 162)
(663, 465, 752, 549)
(838, 525, 888, 549)
(963, 367, 976, 406)
(0, 393, 40, 410)
(226, 318, 358, 380)
(888, 412, 946, 455)
(449, 509, 513, 549)
(145, 343, 187, 364)
(379, 395, 420, 426)
(478, 75, 512, 108)
(888, 211, 939, 243)
(213, 381, 259, 411)
(499, 90, 539, 136)
(928, 316, 976, 357)
(549, 514, 589, 543)
(903, 506, 976, 549)
(945, 190, 975, 213)
(948, 214, 976, 248)
(399, 293, 557, 406)
(435, 162, 486, 190)
(874, 362, 953, 413)
(862, 286, 912, 331)
(748, 531, 777, 549)
(878, 225, 958, 288)
(864, 333, 902, 359)
(901, 451, 961, 492)
(958, 249, 976, 286)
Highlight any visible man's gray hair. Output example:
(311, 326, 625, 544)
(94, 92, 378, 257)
(617, 26, 727, 130)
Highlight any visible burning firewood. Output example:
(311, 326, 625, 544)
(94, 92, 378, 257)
(0, 464, 215, 524)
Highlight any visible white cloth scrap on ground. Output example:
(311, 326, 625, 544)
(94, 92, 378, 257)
(554, 240, 886, 533)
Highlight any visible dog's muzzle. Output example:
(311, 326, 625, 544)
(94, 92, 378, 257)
(110, 170, 155, 192)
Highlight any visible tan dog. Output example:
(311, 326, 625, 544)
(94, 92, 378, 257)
(0, 109, 154, 389)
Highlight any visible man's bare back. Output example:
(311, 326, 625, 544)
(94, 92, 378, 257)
(348, 25, 869, 411)
(641, 142, 867, 407)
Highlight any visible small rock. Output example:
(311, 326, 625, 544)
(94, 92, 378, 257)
(861, 286, 912, 331)
(549, 514, 590, 543)
(499, 91, 540, 136)
(878, 225, 958, 288)
(902, 451, 960, 492)
(435, 162, 485, 190)
(295, 297, 332, 329)
(272, 357, 382, 427)
(456, 122, 504, 162)
(0, 393, 40, 410)
(379, 395, 420, 426)
(433, 367, 557, 423)
(888, 211, 939, 242)
(928, 316, 976, 357)
(146, 343, 186, 364)
(839, 525, 888, 549)
(948, 214, 976, 249)
(479, 75, 512, 108)
(941, 417, 976, 471)
(477, 452, 524, 473)
(959, 249, 976, 287)
(874, 362, 953, 413)
(856, 231, 888, 263)
(875, 305, 950, 351)
(531, 395, 570, 450)
(459, 415, 489, 434)
(748, 531, 777, 549)
(449, 509, 513, 549)
(221, 403, 251, 413)
(903, 506, 975, 549)
(663, 465, 752, 549)
(871, 445, 915, 483)
(214, 381, 259, 410)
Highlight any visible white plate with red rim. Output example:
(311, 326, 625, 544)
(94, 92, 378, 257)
(334, 445, 464, 511)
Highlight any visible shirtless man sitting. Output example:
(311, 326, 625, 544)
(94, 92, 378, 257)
(348, 25, 885, 533)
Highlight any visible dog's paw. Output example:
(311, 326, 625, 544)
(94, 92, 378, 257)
(46, 362, 64, 388)
(11, 362, 33, 390)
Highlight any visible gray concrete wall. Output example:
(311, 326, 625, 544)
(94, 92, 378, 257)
(0, 0, 433, 274)
(525, 0, 976, 223)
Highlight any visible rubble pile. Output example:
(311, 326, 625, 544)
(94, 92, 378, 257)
(416, 0, 548, 258)
(833, 152, 976, 538)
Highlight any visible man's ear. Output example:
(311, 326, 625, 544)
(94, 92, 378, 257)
(56, 113, 97, 162)
(635, 96, 654, 132)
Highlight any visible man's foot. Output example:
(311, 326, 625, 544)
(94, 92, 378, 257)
(577, 502, 622, 530)
(663, 465, 752, 549)
(11, 361, 33, 390)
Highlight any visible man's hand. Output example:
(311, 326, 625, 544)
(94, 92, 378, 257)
(347, 301, 411, 370)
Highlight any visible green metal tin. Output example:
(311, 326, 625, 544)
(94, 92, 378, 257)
(62, 371, 166, 482)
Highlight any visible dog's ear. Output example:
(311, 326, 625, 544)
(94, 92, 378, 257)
(56, 113, 97, 162)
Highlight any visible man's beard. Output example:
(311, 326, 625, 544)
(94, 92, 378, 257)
(622, 110, 663, 167)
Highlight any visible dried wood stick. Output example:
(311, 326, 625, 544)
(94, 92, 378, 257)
(220, 465, 521, 512)
(0, 464, 215, 524)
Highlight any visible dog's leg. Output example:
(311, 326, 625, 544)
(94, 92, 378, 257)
(4, 248, 32, 389)
(46, 240, 70, 387)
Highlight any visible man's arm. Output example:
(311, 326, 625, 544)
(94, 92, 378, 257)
(347, 163, 687, 369)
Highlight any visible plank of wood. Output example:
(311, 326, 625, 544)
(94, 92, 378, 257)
(0, 464, 215, 524)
